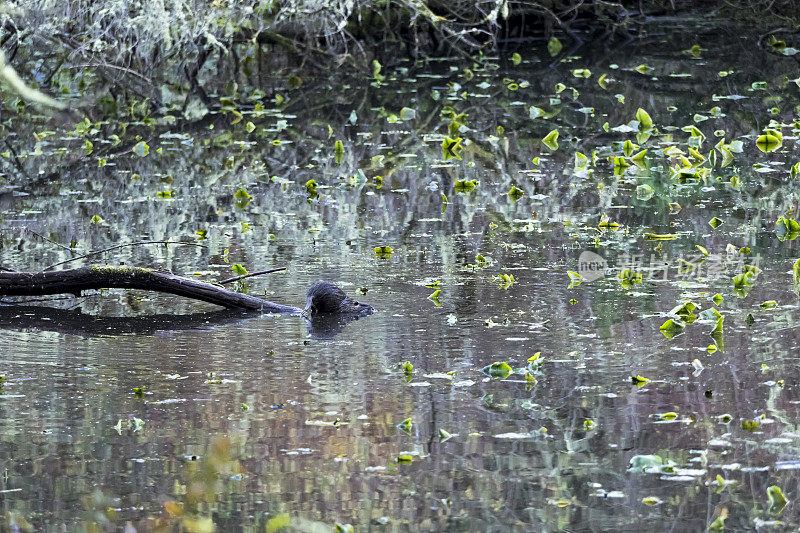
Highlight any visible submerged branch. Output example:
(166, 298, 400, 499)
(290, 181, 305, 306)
(0, 266, 301, 313)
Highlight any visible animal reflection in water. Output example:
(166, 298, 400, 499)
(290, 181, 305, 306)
(0, 282, 374, 339)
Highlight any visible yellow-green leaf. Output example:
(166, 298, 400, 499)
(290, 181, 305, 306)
(636, 108, 653, 130)
(547, 37, 563, 57)
(541, 130, 559, 151)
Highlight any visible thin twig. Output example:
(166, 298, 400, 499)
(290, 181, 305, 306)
(67, 63, 152, 83)
(42, 241, 208, 271)
(218, 267, 286, 285)
(24, 228, 77, 254)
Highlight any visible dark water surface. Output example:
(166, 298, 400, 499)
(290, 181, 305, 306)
(1, 19, 800, 532)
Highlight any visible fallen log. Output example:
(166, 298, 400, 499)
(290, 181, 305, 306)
(0, 265, 301, 313)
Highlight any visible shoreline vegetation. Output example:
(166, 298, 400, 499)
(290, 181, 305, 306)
(0, 1, 797, 119)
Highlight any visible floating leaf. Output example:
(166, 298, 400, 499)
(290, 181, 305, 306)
(508, 186, 524, 201)
(617, 269, 642, 289)
(372, 59, 384, 81)
(756, 132, 782, 153)
(374, 246, 393, 259)
(495, 273, 515, 289)
(767, 485, 788, 514)
(305, 179, 318, 197)
(133, 141, 149, 157)
(231, 264, 248, 275)
(482, 362, 512, 379)
(511, 52, 522, 65)
(733, 265, 760, 297)
(644, 233, 677, 241)
(708, 510, 728, 532)
(635, 184, 653, 200)
(682, 125, 706, 147)
(574, 151, 588, 171)
(400, 107, 417, 121)
(708, 217, 723, 229)
(630, 150, 648, 168)
(441, 136, 463, 160)
(454, 179, 477, 193)
(567, 270, 583, 288)
(630, 375, 650, 386)
(741, 418, 762, 432)
(620, 140, 635, 157)
(428, 289, 442, 304)
(598, 214, 620, 230)
(610, 156, 630, 175)
(547, 37, 563, 57)
(572, 68, 591, 78)
(636, 108, 653, 130)
(529, 106, 544, 119)
(541, 130, 559, 151)
(397, 417, 412, 434)
(775, 216, 800, 240)
(671, 302, 699, 324)
(628, 454, 663, 471)
(334, 139, 344, 164)
(793, 258, 800, 292)
(660, 319, 685, 339)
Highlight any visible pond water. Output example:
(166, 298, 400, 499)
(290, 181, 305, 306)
(1, 19, 800, 532)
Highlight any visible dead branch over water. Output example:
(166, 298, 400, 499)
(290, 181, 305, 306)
(0, 266, 300, 312)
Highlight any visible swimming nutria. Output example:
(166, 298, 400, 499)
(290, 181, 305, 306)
(305, 282, 375, 316)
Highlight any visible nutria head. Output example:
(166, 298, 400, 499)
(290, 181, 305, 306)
(305, 282, 374, 316)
